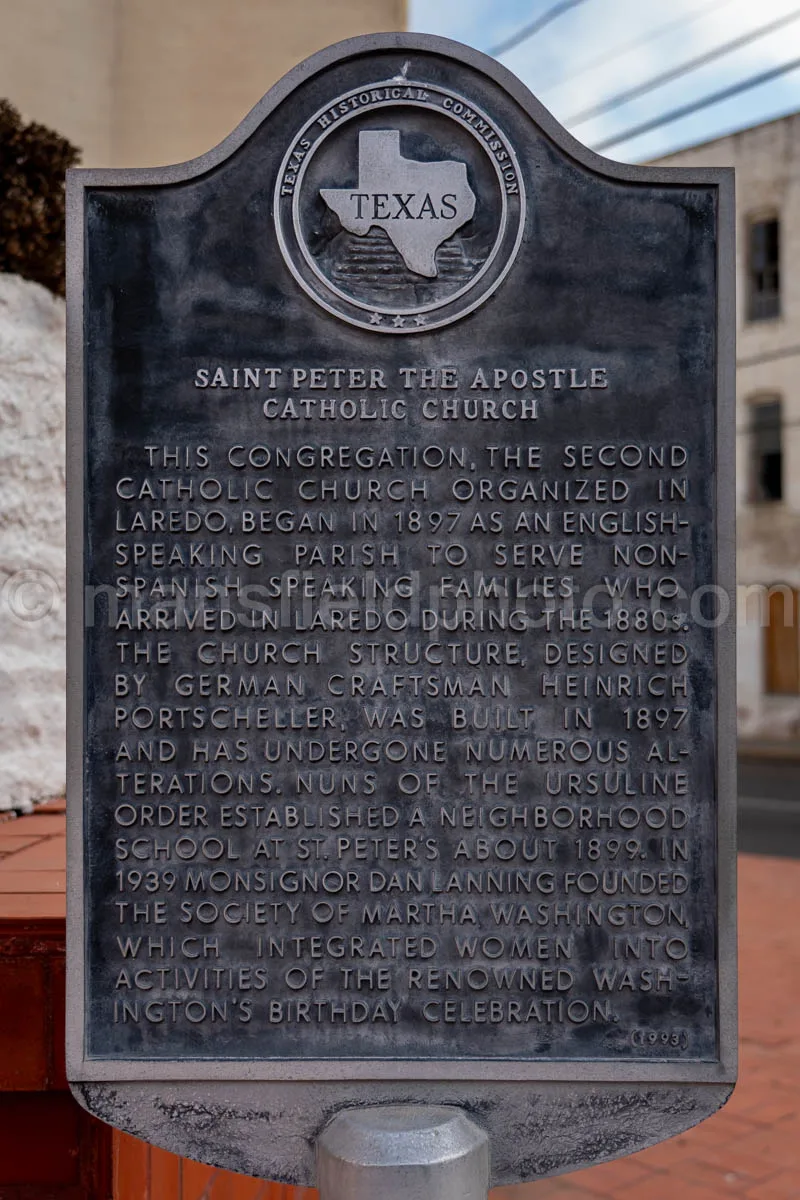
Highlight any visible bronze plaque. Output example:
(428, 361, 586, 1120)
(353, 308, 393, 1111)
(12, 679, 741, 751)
(67, 33, 736, 1185)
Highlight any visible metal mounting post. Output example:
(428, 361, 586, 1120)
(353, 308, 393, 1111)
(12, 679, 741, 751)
(317, 1105, 489, 1200)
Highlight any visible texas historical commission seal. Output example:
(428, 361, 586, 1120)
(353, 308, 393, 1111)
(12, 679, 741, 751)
(274, 74, 526, 333)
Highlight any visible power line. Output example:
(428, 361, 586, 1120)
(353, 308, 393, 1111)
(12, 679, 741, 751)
(489, 0, 589, 58)
(543, 0, 736, 94)
(591, 55, 800, 152)
(568, 7, 800, 127)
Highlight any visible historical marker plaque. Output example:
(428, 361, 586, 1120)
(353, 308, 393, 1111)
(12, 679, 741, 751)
(67, 34, 736, 1185)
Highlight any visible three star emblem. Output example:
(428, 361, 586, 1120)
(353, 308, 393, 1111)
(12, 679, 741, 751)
(368, 312, 427, 328)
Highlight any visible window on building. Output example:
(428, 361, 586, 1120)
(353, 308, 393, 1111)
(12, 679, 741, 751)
(748, 217, 780, 321)
(765, 586, 800, 694)
(750, 398, 783, 502)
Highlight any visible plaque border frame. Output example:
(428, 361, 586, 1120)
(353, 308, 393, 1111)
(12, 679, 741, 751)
(66, 31, 737, 1088)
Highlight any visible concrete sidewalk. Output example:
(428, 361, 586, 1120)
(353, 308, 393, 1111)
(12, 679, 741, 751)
(494, 854, 800, 1199)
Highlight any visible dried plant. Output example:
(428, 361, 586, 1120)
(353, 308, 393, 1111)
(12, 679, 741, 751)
(0, 99, 80, 297)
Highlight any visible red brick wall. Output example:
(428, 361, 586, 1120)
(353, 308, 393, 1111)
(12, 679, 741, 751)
(113, 1133, 315, 1200)
(0, 916, 112, 1199)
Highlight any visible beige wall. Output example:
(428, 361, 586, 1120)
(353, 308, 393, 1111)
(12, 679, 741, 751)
(0, 0, 116, 166)
(113, 0, 407, 167)
(655, 116, 800, 736)
(655, 115, 800, 397)
(655, 118, 800, 592)
(0, 0, 407, 167)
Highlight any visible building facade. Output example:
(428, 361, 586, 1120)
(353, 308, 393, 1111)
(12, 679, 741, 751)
(655, 114, 800, 741)
(0, 0, 406, 167)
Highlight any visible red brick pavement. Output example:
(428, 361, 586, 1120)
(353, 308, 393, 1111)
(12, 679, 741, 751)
(2, 808, 798, 1197)
(0, 800, 66, 919)
(494, 853, 800, 1199)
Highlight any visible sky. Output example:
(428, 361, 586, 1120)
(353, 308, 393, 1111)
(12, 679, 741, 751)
(408, 0, 800, 160)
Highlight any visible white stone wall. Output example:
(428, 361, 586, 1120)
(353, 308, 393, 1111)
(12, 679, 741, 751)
(654, 115, 800, 739)
(0, 274, 66, 811)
